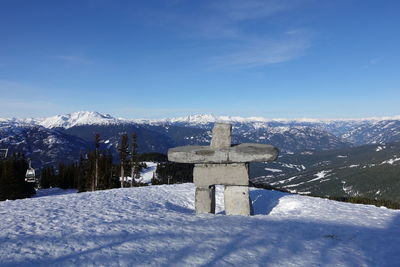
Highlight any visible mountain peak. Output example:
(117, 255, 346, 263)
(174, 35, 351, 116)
(168, 114, 219, 124)
(163, 114, 270, 124)
(38, 111, 120, 129)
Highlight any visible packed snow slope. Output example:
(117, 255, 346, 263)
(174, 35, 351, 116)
(1, 184, 399, 266)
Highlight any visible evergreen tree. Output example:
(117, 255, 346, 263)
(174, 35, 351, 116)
(130, 133, 140, 186)
(118, 133, 129, 188)
(86, 151, 96, 191)
(93, 133, 101, 191)
(77, 152, 88, 192)
(0, 153, 35, 201)
(105, 149, 115, 189)
(40, 166, 56, 189)
(155, 162, 194, 185)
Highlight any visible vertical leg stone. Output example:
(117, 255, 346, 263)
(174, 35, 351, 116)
(195, 186, 215, 214)
(224, 186, 251, 216)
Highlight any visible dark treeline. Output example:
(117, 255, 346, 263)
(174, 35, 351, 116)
(40, 149, 118, 192)
(138, 153, 167, 162)
(252, 182, 400, 210)
(325, 196, 400, 210)
(39, 132, 172, 192)
(40, 132, 140, 192)
(152, 162, 193, 185)
(0, 153, 35, 201)
(1, 131, 193, 201)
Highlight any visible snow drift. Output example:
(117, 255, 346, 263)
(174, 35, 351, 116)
(1, 184, 399, 266)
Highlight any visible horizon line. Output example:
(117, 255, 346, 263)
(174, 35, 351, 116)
(2, 110, 400, 123)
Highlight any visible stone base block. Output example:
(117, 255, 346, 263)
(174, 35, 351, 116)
(195, 186, 215, 214)
(193, 163, 249, 187)
(224, 186, 251, 216)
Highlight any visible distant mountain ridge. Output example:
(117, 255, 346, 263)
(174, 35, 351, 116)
(1, 111, 400, 169)
(8, 111, 400, 128)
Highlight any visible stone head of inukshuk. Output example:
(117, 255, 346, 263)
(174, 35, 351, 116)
(168, 123, 279, 216)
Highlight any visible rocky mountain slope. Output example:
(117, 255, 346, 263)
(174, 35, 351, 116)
(0, 119, 87, 168)
(250, 142, 400, 203)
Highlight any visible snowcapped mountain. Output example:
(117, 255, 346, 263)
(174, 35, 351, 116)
(1, 184, 399, 266)
(158, 114, 270, 125)
(0, 119, 87, 168)
(341, 119, 400, 145)
(10, 111, 400, 138)
(157, 113, 400, 125)
(1, 111, 400, 169)
(35, 111, 125, 129)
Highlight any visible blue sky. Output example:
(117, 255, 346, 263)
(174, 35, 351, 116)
(0, 0, 399, 119)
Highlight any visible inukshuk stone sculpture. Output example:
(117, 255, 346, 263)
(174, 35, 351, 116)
(168, 123, 279, 216)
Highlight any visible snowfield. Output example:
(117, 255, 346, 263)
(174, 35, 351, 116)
(1, 184, 400, 266)
(120, 162, 158, 184)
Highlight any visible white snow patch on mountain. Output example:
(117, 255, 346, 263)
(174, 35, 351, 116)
(349, 164, 360, 168)
(381, 157, 400, 165)
(271, 175, 298, 185)
(264, 168, 282, 173)
(307, 170, 333, 183)
(1, 184, 399, 266)
(280, 163, 306, 171)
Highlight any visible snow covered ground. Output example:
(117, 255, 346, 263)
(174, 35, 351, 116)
(140, 162, 158, 184)
(120, 162, 157, 184)
(1, 184, 400, 266)
(33, 187, 78, 198)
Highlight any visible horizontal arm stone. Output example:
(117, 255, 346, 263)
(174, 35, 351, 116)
(168, 143, 279, 164)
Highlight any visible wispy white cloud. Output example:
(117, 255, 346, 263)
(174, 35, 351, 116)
(210, 0, 298, 22)
(168, 0, 302, 39)
(210, 30, 312, 69)
(153, 0, 313, 69)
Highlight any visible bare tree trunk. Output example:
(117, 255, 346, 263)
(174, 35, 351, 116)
(120, 163, 124, 188)
(94, 150, 98, 191)
(94, 133, 101, 191)
(130, 167, 134, 187)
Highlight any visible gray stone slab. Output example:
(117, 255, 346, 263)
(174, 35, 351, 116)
(224, 186, 251, 216)
(211, 123, 232, 149)
(195, 186, 215, 214)
(167, 143, 279, 164)
(229, 143, 279, 162)
(168, 146, 229, 164)
(193, 163, 249, 187)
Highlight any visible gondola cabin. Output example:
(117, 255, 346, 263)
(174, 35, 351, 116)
(25, 160, 37, 183)
(0, 148, 8, 160)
